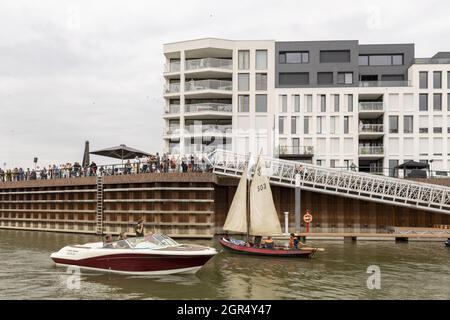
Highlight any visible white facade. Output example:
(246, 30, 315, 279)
(163, 38, 450, 176)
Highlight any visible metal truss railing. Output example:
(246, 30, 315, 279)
(206, 149, 450, 215)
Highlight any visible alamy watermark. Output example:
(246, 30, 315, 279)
(66, 265, 81, 290)
(366, 265, 381, 290)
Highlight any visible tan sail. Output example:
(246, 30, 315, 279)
(223, 165, 248, 233)
(249, 157, 283, 236)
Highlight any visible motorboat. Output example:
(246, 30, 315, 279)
(50, 233, 217, 275)
(218, 155, 321, 258)
(445, 239, 450, 247)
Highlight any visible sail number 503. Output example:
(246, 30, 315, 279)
(221, 304, 271, 316)
(257, 183, 267, 192)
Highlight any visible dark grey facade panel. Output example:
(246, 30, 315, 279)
(274, 40, 415, 88)
(279, 72, 309, 86)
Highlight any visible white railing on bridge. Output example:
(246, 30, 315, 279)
(205, 149, 450, 215)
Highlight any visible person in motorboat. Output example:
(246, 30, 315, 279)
(117, 232, 127, 241)
(103, 234, 114, 248)
(263, 236, 275, 249)
(135, 219, 145, 237)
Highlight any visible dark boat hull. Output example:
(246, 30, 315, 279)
(219, 238, 316, 258)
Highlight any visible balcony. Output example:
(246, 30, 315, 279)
(164, 105, 180, 117)
(164, 61, 181, 73)
(359, 80, 411, 87)
(359, 124, 384, 139)
(359, 146, 384, 159)
(185, 79, 232, 91)
(185, 58, 232, 71)
(276, 146, 314, 160)
(185, 144, 232, 155)
(164, 83, 180, 95)
(185, 124, 232, 135)
(359, 102, 383, 111)
(185, 103, 232, 118)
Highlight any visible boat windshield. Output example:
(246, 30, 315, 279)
(125, 234, 180, 249)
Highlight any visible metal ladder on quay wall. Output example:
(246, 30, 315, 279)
(96, 175, 104, 235)
(205, 149, 450, 215)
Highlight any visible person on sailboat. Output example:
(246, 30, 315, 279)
(263, 236, 275, 249)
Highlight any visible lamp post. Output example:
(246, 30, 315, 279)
(33, 157, 38, 170)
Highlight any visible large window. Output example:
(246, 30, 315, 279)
(337, 72, 353, 85)
(333, 94, 340, 112)
(419, 94, 428, 111)
(320, 50, 350, 63)
(238, 95, 249, 112)
(359, 54, 404, 66)
(330, 116, 337, 134)
(306, 95, 312, 112)
(255, 95, 267, 113)
(238, 50, 250, 70)
(448, 71, 450, 89)
(343, 116, 349, 134)
(238, 73, 249, 91)
(389, 160, 399, 177)
(317, 72, 333, 85)
(448, 93, 450, 111)
(347, 94, 353, 112)
(255, 73, 267, 91)
(255, 50, 267, 70)
(278, 116, 286, 134)
(291, 116, 298, 134)
(279, 72, 309, 86)
(434, 93, 442, 111)
(404, 116, 414, 133)
(389, 116, 399, 133)
(419, 71, 428, 89)
(280, 95, 287, 112)
(433, 71, 442, 89)
(279, 51, 309, 64)
(317, 117, 323, 134)
(293, 95, 300, 112)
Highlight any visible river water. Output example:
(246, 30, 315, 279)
(0, 229, 449, 300)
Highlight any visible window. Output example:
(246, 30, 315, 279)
(279, 51, 309, 64)
(389, 160, 399, 177)
(255, 95, 267, 112)
(320, 95, 326, 112)
(333, 94, 340, 112)
(330, 160, 337, 168)
(291, 116, 298, 134)
(389, 116, 398, 133)
(293, 95, 300, 112)
(317, 72, 333, 85)
(255, 50, 267, 70)
(419, 128, 428, 133)
(330, 116, 337, 134)
(317, 117, 323, 134)
(279, 72, 309, 86)
(433, 93, 442, 111)
(280, 95, 287, 112)
(347, 94, 353, 112)
(320, 50, 350, 63)
(433, 71, 442, 89)
(316, 160, 323, 166)
(337, 72, 353, 84)
(419, 94, 428, 111)
(343, 116, 349, 134)
(278, 116, 286, 134)
(303, 117, 310, 134)
(306, 95, 312, 112)
(238, 50, 250, 70)
(255, 73, 267, 91)
(448, 93, 450, 111)
(359, 54, 404, 66)
(292, 138, 300, 150)
(238, 73, 250, 91)
(419, 71, 428, 89)
(238, 95, 249, 112)
(404, 116, 413, 133)
(434, 127, 442, 134)
(448, 71, 450, 89)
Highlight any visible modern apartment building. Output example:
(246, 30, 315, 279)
(163, 38, 450, 176)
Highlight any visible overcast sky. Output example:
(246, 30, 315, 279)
(1, 0, 449, 168)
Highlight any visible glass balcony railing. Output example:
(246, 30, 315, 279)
(185, 80, 232, 92)
(165, 127, 181, 135)
(359, 124, 384, 133)
(359, 146, 384, 155)
(185, 124, 232, 135)
(185, 58, 233, 71)
(164, 83, 180, 94)
(165, 105, 180, 114)
(185, 144, 232, 155)
(185, 103, 232, 113)
(277, 146, 314, 156)
(164, 61, 180, 73)
(414, 58, 450, 65)
(358, 102, 384, 111)
(359, 80, 411, 87)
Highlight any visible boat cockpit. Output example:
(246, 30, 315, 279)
(102, 234, 181, 250)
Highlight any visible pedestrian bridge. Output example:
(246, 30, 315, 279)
(206, 149, 450, 215)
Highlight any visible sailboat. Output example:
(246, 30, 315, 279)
(219, 155, 317, 258)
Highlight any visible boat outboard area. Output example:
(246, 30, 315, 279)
(50, 233, 218, 275)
